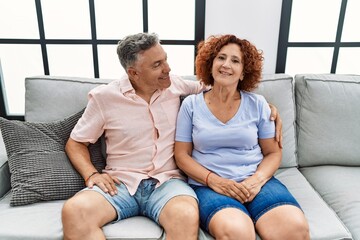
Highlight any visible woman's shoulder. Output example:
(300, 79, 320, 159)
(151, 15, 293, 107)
(180, 92, 204, 113)
(183, 91, 204, 102)
(241, 91, 268, 110)
(241, 91, 267, 103)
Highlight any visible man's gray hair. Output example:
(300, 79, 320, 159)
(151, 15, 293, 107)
(117, 32, 160, 70)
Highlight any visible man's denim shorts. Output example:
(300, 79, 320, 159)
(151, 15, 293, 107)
(83, 178, 197, 223)
(191, 177, 301, 231)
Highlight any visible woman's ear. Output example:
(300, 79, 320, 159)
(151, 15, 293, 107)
(240, 73, 244, 81)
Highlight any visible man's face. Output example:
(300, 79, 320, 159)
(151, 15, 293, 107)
(131, 43, 172, 92)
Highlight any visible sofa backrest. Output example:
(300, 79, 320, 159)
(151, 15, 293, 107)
(25, 76, 113, 122)
(24, 74, 298, 169)
(255, 74, 297, 168)
(295, 74, 360, 167)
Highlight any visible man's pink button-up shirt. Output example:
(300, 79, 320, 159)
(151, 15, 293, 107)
(70, 75, 205, 195)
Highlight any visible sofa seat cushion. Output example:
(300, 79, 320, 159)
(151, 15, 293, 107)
(0, 168, 352, 240)
(275, 167, 352, 240)
(301, 166, 360, 240)
(0, 192, 164, 240)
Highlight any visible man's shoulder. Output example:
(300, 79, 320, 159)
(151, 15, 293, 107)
(90, 79, 121, 95)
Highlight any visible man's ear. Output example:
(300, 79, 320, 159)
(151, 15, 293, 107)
(127, 67, 137, 79)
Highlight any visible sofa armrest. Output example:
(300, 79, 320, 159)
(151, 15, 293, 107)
(0, 132, 11, 198)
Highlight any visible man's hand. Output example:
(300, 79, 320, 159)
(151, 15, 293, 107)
(269, 103, 283, 148)
(86, 172, 121, 196)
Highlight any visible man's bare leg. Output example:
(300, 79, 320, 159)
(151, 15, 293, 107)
(62, 191, 117, 240)
(159, 195, 199, 240)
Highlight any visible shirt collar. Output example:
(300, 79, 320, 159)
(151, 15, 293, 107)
(119, 74, 135, 95)
(118, 74, 164, 98)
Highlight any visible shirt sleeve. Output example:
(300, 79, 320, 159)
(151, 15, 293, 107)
(172, 75, 208, 95)
(175, 95, 194, 143)
(257, 95, 276, 139)
(70, 90, 105, 143)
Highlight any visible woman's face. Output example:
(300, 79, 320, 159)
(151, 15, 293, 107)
(211, 43, 244, 87)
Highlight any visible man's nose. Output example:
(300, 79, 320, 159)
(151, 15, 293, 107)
(163, 61, 171, 73)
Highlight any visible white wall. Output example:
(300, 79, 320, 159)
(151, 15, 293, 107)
(205, 0, 283, 74)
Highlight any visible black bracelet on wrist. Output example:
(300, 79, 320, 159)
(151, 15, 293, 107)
(85, 171, 99, 182)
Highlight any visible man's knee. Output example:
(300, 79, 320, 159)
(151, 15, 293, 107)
(62, 195, 90, 240)
(161, 195, 199, 224)
(175, 199, 198, 223)
(62, 195, 86, 222)
(62, 191, 116, 240)
(159, 196, 199, 240)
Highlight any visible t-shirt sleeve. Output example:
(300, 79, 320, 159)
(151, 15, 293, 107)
(175, 96, 194, 143)
(257, 96, 276, 139)
(70, 90, 105, 143)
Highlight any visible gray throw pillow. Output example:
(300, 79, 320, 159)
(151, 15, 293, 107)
(0, 109, 106, 206)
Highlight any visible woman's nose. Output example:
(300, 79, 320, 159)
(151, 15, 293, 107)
(222, 60, 231, 68)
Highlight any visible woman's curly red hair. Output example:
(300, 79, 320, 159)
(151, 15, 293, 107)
(195, 34, 264, 92)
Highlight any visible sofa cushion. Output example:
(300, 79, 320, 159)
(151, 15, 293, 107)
(0, 162, 10, 199)
(0, 131, 10, 198)
(254, 74, 297, 168)
(0, 193, 164, 240)
(295, 74, 360, 167)
(0, 110, 105, 206)
(275, 167, 352, 240)
(25, 76, 113, 122)
(301, 166, 360, 240)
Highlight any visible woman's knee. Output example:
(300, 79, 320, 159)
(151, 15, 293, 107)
(256, 205, 309, 240)
(209, 208, 255, 240)
(284, 213, 310, 240)
(260, 218, 309, 240)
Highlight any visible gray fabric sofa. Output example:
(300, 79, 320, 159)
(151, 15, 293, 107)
(0, 73, 359, 240)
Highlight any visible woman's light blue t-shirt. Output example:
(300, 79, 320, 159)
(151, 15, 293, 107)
(175, 90, 275, 186)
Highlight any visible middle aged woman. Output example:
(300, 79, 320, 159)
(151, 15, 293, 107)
(174, 34, 309, 240)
